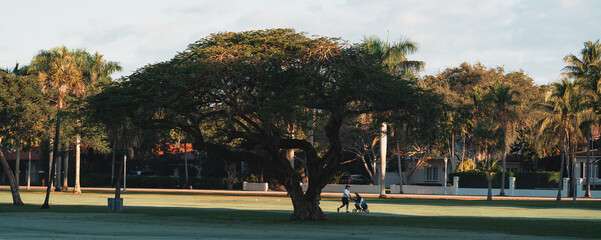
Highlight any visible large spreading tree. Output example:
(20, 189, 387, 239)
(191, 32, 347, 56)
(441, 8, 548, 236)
(88, 29, 426, 220)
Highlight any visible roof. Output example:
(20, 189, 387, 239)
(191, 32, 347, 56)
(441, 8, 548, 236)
(575, 149, 601, 157)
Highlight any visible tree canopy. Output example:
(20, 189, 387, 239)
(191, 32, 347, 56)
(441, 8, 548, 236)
(88, 29, 429, 220)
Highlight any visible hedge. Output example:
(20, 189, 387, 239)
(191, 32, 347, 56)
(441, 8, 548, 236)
(513, 171, 559, 189)
(449, 171, 559, 189)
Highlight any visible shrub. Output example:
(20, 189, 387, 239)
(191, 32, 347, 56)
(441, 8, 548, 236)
(125, 175, 180, 188)
(187, 177, 242, 190)
(513, 171, 559, 189)
(80, 173, 112, 187)
(450, 171, 558, 189)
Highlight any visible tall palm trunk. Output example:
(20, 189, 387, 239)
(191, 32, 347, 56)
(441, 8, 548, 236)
(486, 147, 493, 201)
(585, 132, 591, 197)
(111, 140, 116, 186)
(571, 149, 577, 203)
(62, 142, 69, 191)
(500, 148, 506, 196)
(42, 111, 61, 209)
(55, 147, 62, 191)
(396, 139, 403, 194)
(556, 136, 566, 203)
(27, 150, 31, 190)
(184, 143, 189, 186)
(15, 143, 20, 188)
(74, 135, 81, 194)
(379, 123, 387, 198)
(0, 138, 24, 205)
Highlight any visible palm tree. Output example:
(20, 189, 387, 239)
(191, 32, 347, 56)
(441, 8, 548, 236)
(562, 40, 601, 197)
(362, 34, 425, 197)
(487, 82, 519, 196)
(30, 46, 86, 208)
(539, 78, 594, 203)
(73, 52, 121, 194)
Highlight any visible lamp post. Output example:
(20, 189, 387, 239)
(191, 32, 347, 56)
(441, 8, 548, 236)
(444, 156, 448, 195)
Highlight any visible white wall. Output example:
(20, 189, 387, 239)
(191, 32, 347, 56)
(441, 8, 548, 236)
(301, 184, 380, 194)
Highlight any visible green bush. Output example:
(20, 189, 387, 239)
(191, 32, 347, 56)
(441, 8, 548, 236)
(126, 175, 180, 188)
(514, 171, 559, 189)
(450, 171, 558, 189)
(187, 177, 243, 190)
(80, 173, 112, 187)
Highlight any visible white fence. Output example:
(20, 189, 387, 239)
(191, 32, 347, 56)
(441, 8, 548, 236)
(246, 177, 601, 198)
(300, 183, 381, 194)
(391, 177, 601, 198)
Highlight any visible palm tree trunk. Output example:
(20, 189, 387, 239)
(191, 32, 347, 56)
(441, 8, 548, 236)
(585, 132, 591, 197)
(396, 139, 403, 194)
(62, 142, 69, 191)
(0, 138, 24, 205)
(111, 140, 116, 186)
(379, 123, 387, 198)
(55, 148, 62, 191)
(42, 112, 61, 209)
(500, 148, 506, 196)
(184, 143, 189, 186)
(556, 137, 566, 203)
(486, 148, 493, 201)
(27, 150, 31, 190)
(114, 156, 124, 199)
(74, 135, 81, 194)
(571, 151, 577, 203)
(15, 143, 20, 189)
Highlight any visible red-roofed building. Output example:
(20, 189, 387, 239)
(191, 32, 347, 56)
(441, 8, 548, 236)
(1, 146, 44, 185)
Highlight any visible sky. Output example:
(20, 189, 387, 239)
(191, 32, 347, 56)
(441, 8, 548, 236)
(1, 0, 599, 85)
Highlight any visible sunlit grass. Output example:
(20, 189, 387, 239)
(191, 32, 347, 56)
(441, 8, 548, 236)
(2, 189, 601, 238)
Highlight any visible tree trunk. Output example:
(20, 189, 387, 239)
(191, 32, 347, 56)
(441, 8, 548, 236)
(62, 142, 69, 191)
(184, 143, 189, 186)
(500, 148, 506, 196)
(226, 163, 236, 190)
(55, 149, 62, 191)
(27, 150, 31, 190)
(0, 139, 24, 205)
(286, 149, 295, 168)
(556, 137, 566, 203)
(486, 149, 492, 201)
(396, 140, 403, 194)
(15, 143, 20, 189)
(585, 133, 591, 198)
(48, 139, 53, 191)
(111, 140, 116, 186)
(571, 152, 577, 203)
(379, 123, 387, 198)
(114, 156, 124, 199)
(285, 179, 325, 221)
(74, 135, 82, 194)
(42, 112, 61, 209)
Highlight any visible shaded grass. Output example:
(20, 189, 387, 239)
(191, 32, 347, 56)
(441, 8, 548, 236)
(367, 197, 601, 210)
(1, 203, 599, 239)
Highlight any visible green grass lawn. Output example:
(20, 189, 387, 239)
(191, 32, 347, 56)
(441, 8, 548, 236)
(1, 189, 600, 239)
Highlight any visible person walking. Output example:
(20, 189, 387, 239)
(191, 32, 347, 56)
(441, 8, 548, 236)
(337, 185, 351, 213)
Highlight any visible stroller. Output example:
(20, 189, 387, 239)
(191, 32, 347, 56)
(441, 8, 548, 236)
(352, 193, 369, 213)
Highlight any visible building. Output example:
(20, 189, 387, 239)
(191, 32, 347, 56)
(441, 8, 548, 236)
(0, 147, 44, 186)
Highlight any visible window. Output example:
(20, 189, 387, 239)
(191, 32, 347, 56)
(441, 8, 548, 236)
(426, 166, 439, 182)
(592, 164, 599, 179)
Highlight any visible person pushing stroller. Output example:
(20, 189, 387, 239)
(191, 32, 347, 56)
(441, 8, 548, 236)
(337, 185, 351, 213)
(352, 193, 368, 213)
